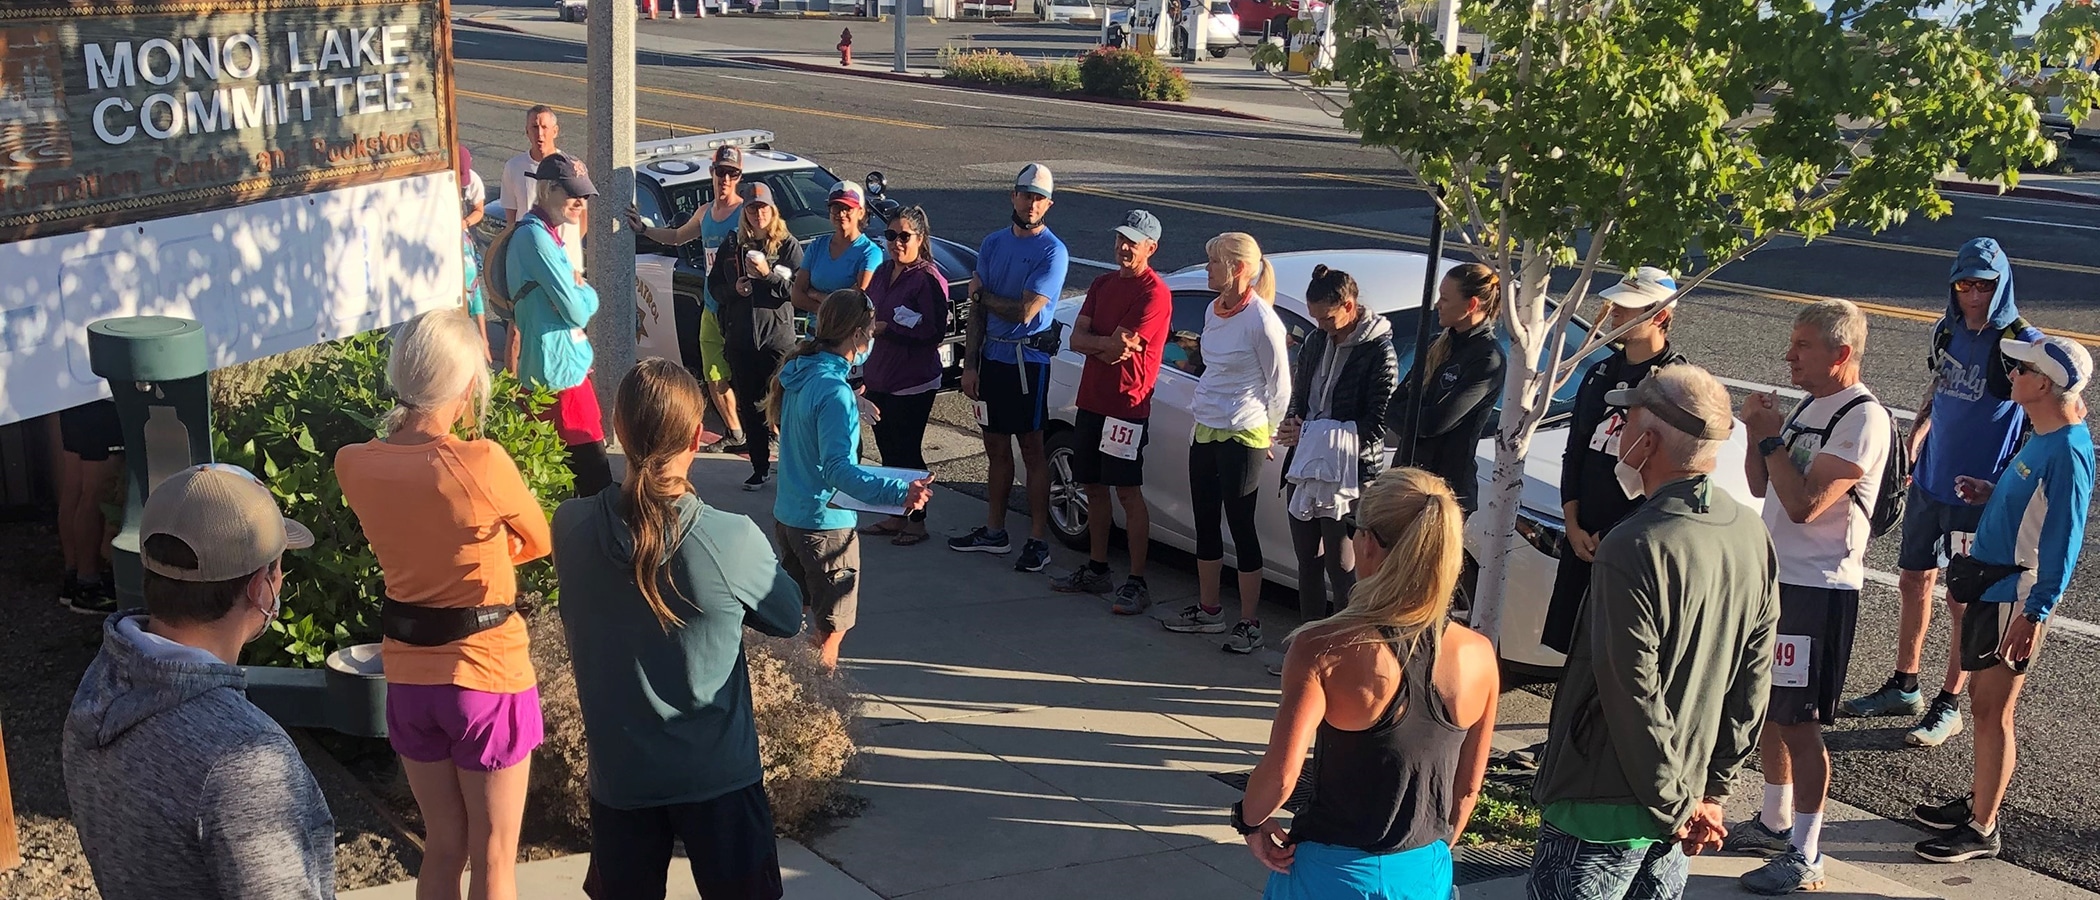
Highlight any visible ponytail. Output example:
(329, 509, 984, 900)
(612, 358, 708, 631)
(1427, 262, 1501, 374)
(1205, 232, 1274, 303)
(765, 289, 876, 430)
(1289, 468, 1464, 657)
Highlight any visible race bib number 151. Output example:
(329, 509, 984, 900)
(1100, 416, 1143, 461)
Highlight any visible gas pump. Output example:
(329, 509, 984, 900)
(1119, 0, 1174, 56)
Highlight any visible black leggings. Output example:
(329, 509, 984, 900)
(1190, 438, 1264, 572)
(867, 390, 937, 522)
(727, 345, 786, 478)
(1290, 512, 1354, 619)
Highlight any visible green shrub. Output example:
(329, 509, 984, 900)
(212, 332, 574, 667)
(1038, 56, 1083, 93)
(1078, 47, 1191, 101)
(941, 46, 1086, 93)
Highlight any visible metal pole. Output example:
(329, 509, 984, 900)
(894, 0, 909, 72)
(587, 0, 639, 435)
(1402, 194, 1445, 467)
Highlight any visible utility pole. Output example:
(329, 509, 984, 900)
(1434, 0, 1459, 55)
(587, 0, 638, 434)
(893, 0, 909, 73)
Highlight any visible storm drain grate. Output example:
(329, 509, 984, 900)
(1210, 762, 1317, 815)
(1453, 844, 1535, 885)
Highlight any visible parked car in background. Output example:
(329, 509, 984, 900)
(1036, 0, 1101, 23)
(477, 130, 979, 385)
(1228, 0, 1321, 34)
(1040, 248, 1763, 679)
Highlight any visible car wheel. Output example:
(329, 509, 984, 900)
(1045, 428, 1092, 552)
(1209, 45, 1230, 58)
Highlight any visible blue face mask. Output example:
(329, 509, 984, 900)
(849, 344, 871, 367)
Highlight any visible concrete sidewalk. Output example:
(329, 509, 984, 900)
(337, 455, 2100, 899)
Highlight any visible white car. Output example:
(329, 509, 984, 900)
(1041, 249, 1761, 678)
(1037, 0, 1102, 23)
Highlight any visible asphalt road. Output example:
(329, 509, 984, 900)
(447, 21, 2100, 889)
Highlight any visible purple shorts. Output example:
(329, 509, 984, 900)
(386, 683, 544, 772)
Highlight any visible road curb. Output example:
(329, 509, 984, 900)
(733, 54, 1277, 121)
(454, 17, 530, 35)
(1932, 176, 2100, 206)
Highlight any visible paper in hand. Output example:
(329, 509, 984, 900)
(893, 305, 923, 329)
(827, 466, 930, 517)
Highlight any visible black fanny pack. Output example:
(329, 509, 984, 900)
(1024, 320, 1066, 354)
(381, 598, 517, 647)
(1944, 554, 2029, 606)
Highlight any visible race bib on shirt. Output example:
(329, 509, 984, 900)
(1590, 409, 1626, 455)
(1773, 634, 1811, 688)
(1100, 416, 1143, 461)
(973, 400, 990, 428)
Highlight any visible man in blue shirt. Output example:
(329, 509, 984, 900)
(1912, 335, 2093, 865)
(948, 163, 1071, 574)
(1843, 237, 2044, 749)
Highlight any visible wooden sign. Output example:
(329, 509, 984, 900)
(0, 0, 455, 242)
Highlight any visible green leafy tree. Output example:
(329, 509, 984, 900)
(1259, 0, 2100, 642)
(214, 333, 573, 667)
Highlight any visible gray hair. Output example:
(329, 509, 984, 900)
(1795, 299, 1867, 358)
(1643, 364, 1733, 472)
(384, 308, 490, 437)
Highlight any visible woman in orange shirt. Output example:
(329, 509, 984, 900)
(337, 309, 553, 900)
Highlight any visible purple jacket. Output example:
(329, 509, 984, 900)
(863, 257, 950, 394)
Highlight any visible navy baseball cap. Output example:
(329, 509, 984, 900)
(1114, 209, 1161, 244)
(532, 153, 597, 198)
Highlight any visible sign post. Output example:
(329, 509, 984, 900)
(586, 0, 638, 433)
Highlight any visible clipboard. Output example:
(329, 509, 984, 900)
(826, 466, 929, 517)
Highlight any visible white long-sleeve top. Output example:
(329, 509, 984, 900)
(1192, 294, 1292, 433)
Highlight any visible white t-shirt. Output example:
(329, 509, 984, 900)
(502, 152, 584, 273)
(1763, 382, 1891, 590)
(461, 169, 485, 215)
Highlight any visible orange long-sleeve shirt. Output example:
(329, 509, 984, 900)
(335, 435, 553, 694)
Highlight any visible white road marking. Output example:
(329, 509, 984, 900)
(1860, 569, 2100, 642)
(912, 98, 989, 110)
(1069, 256, 1118, 270)
(1984, 214, 2100, 232)
(719, 74, 780, 84)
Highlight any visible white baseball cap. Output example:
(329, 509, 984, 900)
(1598, 266, 1679, 309)
(1014, 163, 1054, 199)
(2002, 335, 2093, 394)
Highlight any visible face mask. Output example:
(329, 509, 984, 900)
(1011, 210, 1039, 229)
(849, 344, 871, 367)
(246, 576, 283, 645)
(1614, 431, 1650, 500)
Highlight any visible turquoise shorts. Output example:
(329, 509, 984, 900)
(1263, 840, 1453, 900)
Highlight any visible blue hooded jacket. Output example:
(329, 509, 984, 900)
(1915, 237, 2043, 505)
(772, 350, 911, 531)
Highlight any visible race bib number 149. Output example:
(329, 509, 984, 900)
(1773, 634, 1811, 688)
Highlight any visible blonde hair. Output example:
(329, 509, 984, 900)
(1205, 232, 1275, 303)
(613, 358, 707, 631)
(1289, 468, 1464, 658)
(739, 197, 793, 255)
(384, 308, 489, 437)
(765, 289, 875, 430)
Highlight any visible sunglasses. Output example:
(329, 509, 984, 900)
(713, 167, 741, 179)
(1340, 510, 1388, 547)
(884, 230, 918, 243)
(1954, 278, 1996, 293)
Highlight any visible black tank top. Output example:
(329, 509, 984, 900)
(1288, 626, 1467, 853)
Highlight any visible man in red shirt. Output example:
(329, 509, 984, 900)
(1051, 210, 1173, 614)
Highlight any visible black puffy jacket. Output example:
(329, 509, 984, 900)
(1282, 314, 1400, 487)
(708, 231, 807, 357)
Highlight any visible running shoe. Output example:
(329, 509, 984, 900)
(1915, 794, 1974, 831)
(1739, 849, 1826, 895)
(1722, 817, 1793, 856)
(1014, 539, 1051, 573)
(1164, 603, 1229, 633)
(1223, 620, 1263, 654)
(1109, 579, 1152, 615)
(742, 471, 771, 492)
(1915, 822, 2000, 863)
(701, 433, 744, 454)
(1841, 682, 1926, 718)
(946, 527, 1011, 554)
(1906, 698, 1965, 747)
(66, 581, 119, 617)
(1052, 565, 1114, 595)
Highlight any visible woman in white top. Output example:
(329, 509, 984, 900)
(1163, 232, 1291, 656)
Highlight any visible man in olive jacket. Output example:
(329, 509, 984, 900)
(1529, 364, 1779, 900)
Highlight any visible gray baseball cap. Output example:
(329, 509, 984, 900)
(142, 464, 313, 582)
(1113, 209, 1161, 244)
(1014, 163, 1054, 198)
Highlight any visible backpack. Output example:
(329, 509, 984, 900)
(1784, 393, 1910, 538)
(1930, 315, 2030, 401)
(479, 220, 544, 318)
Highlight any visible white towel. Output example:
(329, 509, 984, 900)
(1286, 419, 1360, 521)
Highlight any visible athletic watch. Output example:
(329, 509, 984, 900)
(2024, 610, 2045, 625)
(1758, 436, 1787, 459)
(1229, 801, 1262, 836)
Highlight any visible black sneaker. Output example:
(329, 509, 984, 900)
(66, 581, 119, 616)
(742, 471, 771, 491)
(1051, 565, 1114, 594)
(1915, 794, 1974, 831)
(1109, 578, 1152, 615)
(946, 527, 1012, 554)
(701, 433, 744, 454)
(1915, 822, 2001, 863)
(1014, 539, 1051, 573)
(58, 571, 80, 605)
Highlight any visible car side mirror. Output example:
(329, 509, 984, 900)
(865, 171, 887, 197)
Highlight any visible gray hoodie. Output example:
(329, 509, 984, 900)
(63, 614, 337, 900)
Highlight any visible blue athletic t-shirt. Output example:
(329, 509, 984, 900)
(1971, 422, 2094, 620)
(697, 202, 742, 313)
(975, 226, 1070, 366)
(805, 233, 884, 295)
